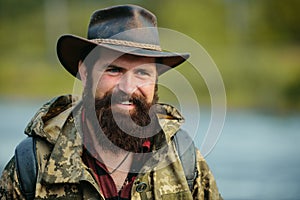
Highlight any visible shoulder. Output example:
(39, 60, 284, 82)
(0, 157, 16, 185)
(25, 95, 81, 143)
(0, 157, 25, 199)
(194, 149, 223, 199)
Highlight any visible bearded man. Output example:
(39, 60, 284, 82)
(0, 4, 222, 200)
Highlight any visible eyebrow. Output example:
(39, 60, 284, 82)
(105, 64, 154, 70)
(102, 64, 125, 72)
(105, 64, 123, 69)
(103, 63, 157, 75)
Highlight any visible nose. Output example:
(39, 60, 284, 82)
(117, 72, 138, 95)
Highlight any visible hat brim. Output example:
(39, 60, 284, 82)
(57, 34, 190, 78)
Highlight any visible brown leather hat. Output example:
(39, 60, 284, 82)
(56, 4, 190, 77)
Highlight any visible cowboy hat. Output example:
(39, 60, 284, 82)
(56, 4, 190, 77)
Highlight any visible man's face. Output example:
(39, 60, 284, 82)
(79, 49, 159, 153)
(82, 49, 157, 110)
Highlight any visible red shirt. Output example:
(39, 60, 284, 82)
(82, 148, 136, 200)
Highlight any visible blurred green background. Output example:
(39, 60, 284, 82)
(0, 0, 300, 112)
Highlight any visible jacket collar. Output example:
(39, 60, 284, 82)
(155, 103, 184, 143)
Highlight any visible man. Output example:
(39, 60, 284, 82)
(0, 4, 222, 200)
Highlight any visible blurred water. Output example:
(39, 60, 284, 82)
(0, 101, 299, 199)
(0, 100, 44, 170)
(206, 111, 300, 200)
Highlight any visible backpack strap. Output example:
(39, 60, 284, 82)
(173, 129, 198, 191)
(15, 137, 37, 200)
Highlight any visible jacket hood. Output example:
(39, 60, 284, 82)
(24, 95, 80, 144)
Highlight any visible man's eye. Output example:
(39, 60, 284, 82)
(106, 67, 121, 74)
(136, 69, 150, 76)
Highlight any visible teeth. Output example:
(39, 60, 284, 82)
(121, 101, 132, 105)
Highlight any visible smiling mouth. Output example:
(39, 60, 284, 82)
(114, 101, 135, 112)
(111, 92, 141, 109)
(115, 99, 135, 110)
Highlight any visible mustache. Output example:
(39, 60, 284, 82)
(95, 90, 149, 110)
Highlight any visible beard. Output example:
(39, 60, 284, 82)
(83, 89, 160, 154)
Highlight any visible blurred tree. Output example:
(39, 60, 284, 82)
(0, 0, 299, 111)
(282, 74, 300, 109)
(0, 0, 42, 19)
(259, 0, 300, 43)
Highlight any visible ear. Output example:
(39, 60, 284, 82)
(78, 60, 87, 87)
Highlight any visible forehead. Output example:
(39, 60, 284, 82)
(93, 49, 157, 70)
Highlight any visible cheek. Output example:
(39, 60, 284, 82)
(94, 75, 118, 98)
(141, 84, 156, 103)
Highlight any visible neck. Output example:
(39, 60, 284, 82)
(97, 145, 132, 174)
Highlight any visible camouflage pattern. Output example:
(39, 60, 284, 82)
(0, 95, 222, 200)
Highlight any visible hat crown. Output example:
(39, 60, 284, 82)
(56, 4, 189, 78)
(87, 5, 160, 45)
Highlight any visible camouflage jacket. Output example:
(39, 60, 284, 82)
(0, 95, 222, 200)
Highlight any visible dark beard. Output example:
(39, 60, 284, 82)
(84, 90, 160, 154)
